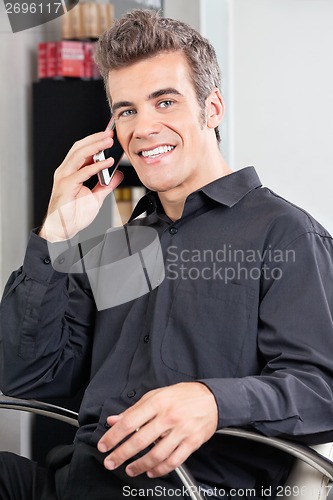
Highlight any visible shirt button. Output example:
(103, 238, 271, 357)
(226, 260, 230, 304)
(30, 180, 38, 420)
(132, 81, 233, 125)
(127, 390, 136, 398)
(103, 420, 111, 429)
(58, 257, 65, 264)
(143, 335, 150, 343)
(43, 257, 51, 265)
(169, 227, 178, 235)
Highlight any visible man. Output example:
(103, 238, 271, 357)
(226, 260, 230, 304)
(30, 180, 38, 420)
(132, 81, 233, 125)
(1, 9, 333, 500)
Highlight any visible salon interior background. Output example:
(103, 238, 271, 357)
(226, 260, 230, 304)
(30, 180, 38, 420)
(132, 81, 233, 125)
(0, 0, 333, 456)
(0, 0, 333, 289)
(1, 0, 333, 293)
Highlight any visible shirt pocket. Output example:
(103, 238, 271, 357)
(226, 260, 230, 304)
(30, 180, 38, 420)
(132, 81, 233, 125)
(160, 280, 255, 380)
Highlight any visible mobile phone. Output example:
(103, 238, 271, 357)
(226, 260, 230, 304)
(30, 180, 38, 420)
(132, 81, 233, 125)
(94, 117, 124, 186)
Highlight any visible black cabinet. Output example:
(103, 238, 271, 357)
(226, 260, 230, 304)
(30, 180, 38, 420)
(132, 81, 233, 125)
(33, 79, 109, 227)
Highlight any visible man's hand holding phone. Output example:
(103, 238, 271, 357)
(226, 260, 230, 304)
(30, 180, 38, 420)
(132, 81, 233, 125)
(39, 129, 123, 243)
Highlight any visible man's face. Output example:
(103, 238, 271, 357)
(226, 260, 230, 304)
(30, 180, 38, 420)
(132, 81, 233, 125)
(108, 51, 217, 199)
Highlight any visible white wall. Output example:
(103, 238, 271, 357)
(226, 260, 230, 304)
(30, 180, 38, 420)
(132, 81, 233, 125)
(0, 3, 59, 457)
(164, 0, 201, 30)
(228, 0, 333, 233)
(199, 0, 231, 167)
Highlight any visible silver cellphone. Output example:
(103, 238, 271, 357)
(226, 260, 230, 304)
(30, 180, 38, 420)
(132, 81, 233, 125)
(94, 117, 124, 186)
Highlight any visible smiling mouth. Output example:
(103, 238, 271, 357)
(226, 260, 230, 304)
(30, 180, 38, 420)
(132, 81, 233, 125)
(140, 145, 175, 159)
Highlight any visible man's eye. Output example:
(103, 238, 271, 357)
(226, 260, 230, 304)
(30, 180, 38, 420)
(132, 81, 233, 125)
(119, 109, 135, 118)
(159, 100, 174, 108)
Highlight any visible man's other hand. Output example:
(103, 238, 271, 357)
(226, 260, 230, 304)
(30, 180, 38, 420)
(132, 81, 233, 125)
(97, 382, 218, 478)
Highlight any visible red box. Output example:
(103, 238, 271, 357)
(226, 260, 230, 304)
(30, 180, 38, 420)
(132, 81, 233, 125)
(57, 41, 85, 78)
(46, 42, 57, 78)
(83, 41, 93, 79)
(37, 43, 47, 79)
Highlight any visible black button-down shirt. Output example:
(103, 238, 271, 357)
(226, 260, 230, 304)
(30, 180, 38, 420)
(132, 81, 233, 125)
(1, 167, 333, 494)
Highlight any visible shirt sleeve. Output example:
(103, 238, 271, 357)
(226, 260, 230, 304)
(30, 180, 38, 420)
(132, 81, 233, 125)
(0, 231, 95, 398)
(201, 231, 333, 444)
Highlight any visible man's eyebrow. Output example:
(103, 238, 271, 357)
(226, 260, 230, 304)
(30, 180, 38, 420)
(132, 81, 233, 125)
(148, 88, 183, 100)
(112, 100, 134, 113)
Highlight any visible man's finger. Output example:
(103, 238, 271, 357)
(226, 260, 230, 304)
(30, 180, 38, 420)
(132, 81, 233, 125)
(92, 170, 124, 204)
(97, 404, 157, 454)
(144, 441, 192, 479)
(124, 433, 184, 477)
(103, 421, 164, 471)
(64, 129, 113, 157)
(59, 133, 114, 176)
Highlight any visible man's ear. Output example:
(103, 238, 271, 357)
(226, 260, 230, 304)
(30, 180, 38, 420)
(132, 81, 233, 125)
(206, 88, 225, 129)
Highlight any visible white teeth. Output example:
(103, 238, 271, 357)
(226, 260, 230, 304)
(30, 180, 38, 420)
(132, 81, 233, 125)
(141, 145, 174, 157)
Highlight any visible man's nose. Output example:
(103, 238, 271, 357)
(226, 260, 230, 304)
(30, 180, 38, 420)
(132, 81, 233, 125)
(133, 111, 162, 140)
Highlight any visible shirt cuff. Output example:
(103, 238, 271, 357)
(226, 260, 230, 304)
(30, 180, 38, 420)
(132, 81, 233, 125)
(199, 378, 252, 429)
(23, 230, 78, 283)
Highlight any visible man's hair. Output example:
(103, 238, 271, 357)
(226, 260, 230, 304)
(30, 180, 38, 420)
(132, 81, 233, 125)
(95, 9, 222, 142)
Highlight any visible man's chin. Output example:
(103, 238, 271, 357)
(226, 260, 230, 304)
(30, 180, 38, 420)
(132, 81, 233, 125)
(146, 181, 180, 194)
(136, 174, 178, 194)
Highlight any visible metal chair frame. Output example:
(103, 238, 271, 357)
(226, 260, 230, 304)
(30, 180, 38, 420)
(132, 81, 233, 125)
(1, 394, 333, 500)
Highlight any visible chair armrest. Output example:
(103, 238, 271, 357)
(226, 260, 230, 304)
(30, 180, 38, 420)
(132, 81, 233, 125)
(217, 428, 333, 481)
(0, 394, 202, 499)
(0, 394, 79, 427)
(1, 394, 332, 499)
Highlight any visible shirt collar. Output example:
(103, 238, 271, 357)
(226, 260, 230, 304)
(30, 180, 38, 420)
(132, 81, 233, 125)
(129, 166, 262, 221)
(200, 166, 262, 207)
